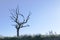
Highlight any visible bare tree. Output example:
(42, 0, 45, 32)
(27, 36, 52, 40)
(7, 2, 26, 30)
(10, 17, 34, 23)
(10, 7, 31, 37)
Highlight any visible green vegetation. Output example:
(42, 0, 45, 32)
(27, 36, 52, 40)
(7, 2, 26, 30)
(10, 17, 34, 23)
(0, 34, 60, 40)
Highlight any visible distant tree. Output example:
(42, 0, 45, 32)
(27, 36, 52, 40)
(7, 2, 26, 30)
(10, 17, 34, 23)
(10, 7, 31, 37)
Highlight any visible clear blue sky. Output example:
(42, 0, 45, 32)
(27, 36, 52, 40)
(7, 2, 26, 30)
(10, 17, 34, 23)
(0, 0, 60, 36)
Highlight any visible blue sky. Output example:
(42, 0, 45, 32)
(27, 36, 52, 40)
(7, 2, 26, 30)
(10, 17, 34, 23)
(0, 0, 60, 36)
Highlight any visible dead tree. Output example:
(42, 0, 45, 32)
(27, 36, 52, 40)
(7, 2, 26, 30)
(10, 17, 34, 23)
(10, 7, 31, 37)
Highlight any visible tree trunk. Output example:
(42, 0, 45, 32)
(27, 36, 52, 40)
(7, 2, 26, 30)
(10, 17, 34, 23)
(17, 29, 19, 37)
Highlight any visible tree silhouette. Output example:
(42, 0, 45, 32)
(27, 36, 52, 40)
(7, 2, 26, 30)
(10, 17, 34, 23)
(10, 7, 31, 37)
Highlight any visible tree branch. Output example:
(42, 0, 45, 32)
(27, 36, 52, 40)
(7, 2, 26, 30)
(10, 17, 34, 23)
(20, 25, 30, 28)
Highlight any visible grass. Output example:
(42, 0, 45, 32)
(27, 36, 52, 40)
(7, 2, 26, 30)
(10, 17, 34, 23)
(0, 34, 60, 40)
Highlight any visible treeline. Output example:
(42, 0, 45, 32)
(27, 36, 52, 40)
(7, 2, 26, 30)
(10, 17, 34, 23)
(0, 34, 60, 40)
